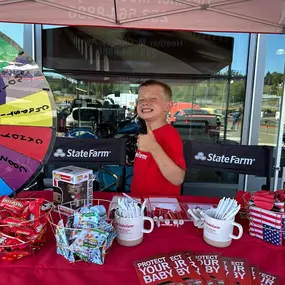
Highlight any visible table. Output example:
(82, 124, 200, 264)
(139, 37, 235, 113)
(0, 191, 283, 285)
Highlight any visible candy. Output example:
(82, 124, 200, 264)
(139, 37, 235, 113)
(55, 204, 116, 264)
(73, 211, 100, 229)
(0, 197, 27, 212)
(29, 198, 45, 221)
(70, 228, 109, 264)
(55, 220, 75, 263)
(0, 196, 49, 261)
(2, 249, 34, 261)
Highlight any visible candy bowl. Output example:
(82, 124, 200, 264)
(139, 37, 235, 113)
(0, 196, 53, 261)
(48, 199, 116, 264)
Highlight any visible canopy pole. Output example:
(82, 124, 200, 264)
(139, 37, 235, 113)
(0, 0, 25, 5)
(273, 64, 285, 191)
(113, 0, 119, 24)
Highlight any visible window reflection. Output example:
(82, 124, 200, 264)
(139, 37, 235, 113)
(42, 25, 249, 185)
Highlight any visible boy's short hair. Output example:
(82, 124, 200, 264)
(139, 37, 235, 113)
(138, 80, 172, 100)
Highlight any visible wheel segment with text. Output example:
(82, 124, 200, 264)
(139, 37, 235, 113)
(0, 34, 56, 196)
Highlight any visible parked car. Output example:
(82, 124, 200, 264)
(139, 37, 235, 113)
(66, 107, 125, 130)
(169, 108, 220, 141)
(169, 109, 222, 125)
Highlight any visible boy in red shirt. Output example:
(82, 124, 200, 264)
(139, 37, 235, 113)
(131, 80, 186, 196)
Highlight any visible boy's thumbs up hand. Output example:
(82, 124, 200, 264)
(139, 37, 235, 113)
(137, 124, 158, 153)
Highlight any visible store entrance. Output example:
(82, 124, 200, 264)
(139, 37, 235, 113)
(44, 72, 246, 197)
(41, 25, 249, 197)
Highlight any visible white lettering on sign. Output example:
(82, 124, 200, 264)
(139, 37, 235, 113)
(196, 255, 220, 274)
(260, 272, 277, 285)
(194, 152, 255, 165)
(231, 261, 245, 279)
(137, 257, 174, 284)
(170, 255, 190, 276)
(53, 148, 111, 158)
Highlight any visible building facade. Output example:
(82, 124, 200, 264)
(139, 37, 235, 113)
(1, 22, 284, 196)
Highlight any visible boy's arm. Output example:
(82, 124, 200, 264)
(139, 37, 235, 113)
(137, 125, 185, 186)
(150, 144, 185, 186)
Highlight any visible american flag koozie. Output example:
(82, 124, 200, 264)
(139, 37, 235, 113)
(249, 205, 285, 246)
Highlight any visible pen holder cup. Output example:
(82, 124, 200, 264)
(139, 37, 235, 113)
(114, 211, 154, 247)
(203, 210, 243, 248)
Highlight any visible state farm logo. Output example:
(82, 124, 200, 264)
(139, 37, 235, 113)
(53, 148, 111, 158)
(194, 151, 255, 165)
(194, 152, 206, 161)
(54, 149, 66, 158)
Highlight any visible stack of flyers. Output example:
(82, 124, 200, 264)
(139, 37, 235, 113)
(194, 253, 227, 285)
(224, 257, 253, 285)
(133, 254, 184, 285)
(260, 271, 281, 285)
(185, 252, 216, 285)
(251, 266, 261, 285)
(133, 251, 281, 285)
(169, 252, 206, 285)
(222, 258, 236, 285)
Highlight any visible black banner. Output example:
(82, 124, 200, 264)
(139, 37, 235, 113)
(49, 137, 126, 165)
(184, 141, 273, 177)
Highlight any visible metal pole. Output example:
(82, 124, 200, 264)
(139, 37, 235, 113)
(273, 64, 285, 190)
(223, 64, 232, 141)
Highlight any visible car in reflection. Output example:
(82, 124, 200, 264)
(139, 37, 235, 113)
(168, 108, 222, 124)
(66, 107, 125, 130)
(168, 109, 221, 141)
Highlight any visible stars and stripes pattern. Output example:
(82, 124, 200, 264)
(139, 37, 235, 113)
(249, 205, 285, 246)
(274, 202, 285, 213)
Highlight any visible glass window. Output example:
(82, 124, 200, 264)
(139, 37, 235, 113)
(42, 26, 249, 186)
(259, 34, 285, 180)
(0, 23, 24, 47)
(259, 34, 285, 147)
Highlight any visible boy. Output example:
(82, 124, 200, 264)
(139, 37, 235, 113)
(131, 80, 186, 196)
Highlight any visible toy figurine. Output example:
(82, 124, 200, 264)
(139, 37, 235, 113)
(68, 183, 83, 208)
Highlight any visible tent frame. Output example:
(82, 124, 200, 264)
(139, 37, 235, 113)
(0, 0, 284, 31)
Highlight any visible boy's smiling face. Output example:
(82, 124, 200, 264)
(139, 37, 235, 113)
(137, 84, 173, 124)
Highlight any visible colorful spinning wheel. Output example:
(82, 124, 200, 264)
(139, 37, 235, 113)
(0, 32, 56, 196)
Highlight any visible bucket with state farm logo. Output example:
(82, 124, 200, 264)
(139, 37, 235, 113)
(203, 209, 243, 248)
(114, 212, 154, 247)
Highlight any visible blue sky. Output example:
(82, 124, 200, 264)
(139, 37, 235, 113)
(1, 23, 285, 74)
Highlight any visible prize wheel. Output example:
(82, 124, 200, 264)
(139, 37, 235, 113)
(0, 33, 56, 196)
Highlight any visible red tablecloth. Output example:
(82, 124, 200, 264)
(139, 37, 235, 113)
(0, 191, 283, 285)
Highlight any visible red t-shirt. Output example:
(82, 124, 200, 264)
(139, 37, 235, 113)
(131, 124, 186, 196)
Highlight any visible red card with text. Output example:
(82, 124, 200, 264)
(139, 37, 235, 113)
(169, 252, 207, 285)
(184, 251, 214, 284)
(194, 253, 227, 285)
(260, 271, 280, 285)
(222, 258, 236, 285)
(133, 254, 184, 285)
(250, 266, 261, 285)
(224, 257, 252, 285)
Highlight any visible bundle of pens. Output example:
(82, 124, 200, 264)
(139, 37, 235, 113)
(151, 207, 187, 227)
(111, 193, 147, 219)
(116, 197, 146, 218)
(212, 197, 241, 220)
(188, 197, 241, 228)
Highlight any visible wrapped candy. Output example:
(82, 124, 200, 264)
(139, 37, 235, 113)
(0, 196, 50, 261)
(56, 220, 75, 263)
(55, 204, 116, 264)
